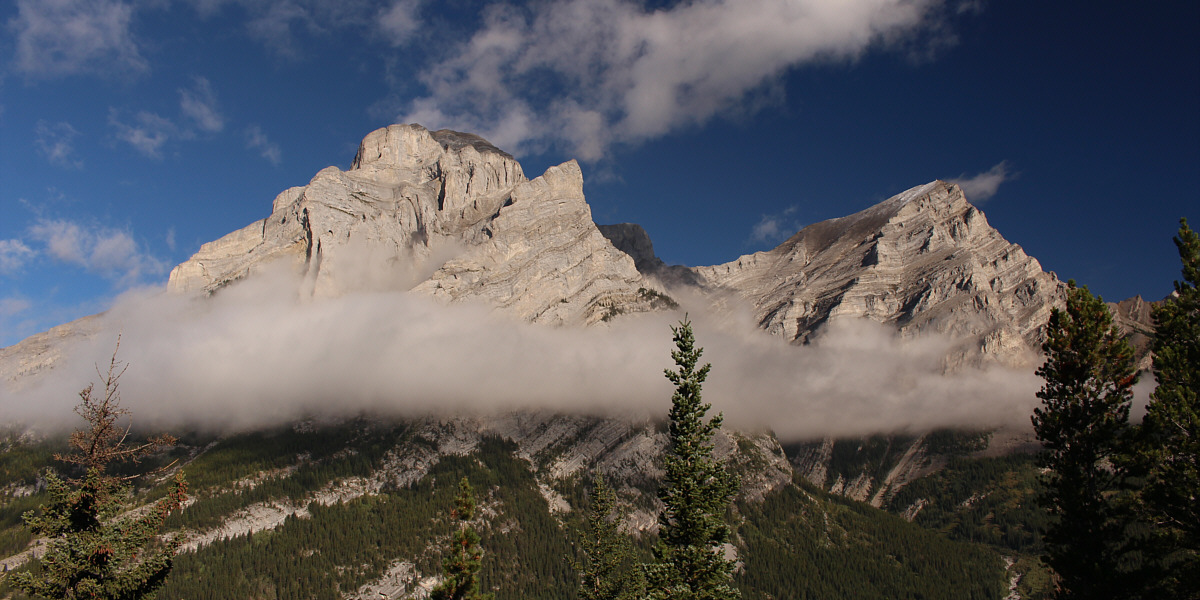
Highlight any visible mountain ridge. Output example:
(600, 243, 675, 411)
(3, 123, 1150, 385)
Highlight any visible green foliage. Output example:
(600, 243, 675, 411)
(152, 435, 577, 600)
(646, 319, 740, 600)
(572, 474, 643, 600)
(638, 287, 680, 310)
(1032, 281, 1140, 599)
(1137, 217, 1200, 597)
(887, 454, 1047, 554)
(8, 345, 187, 600)
(736, 476, 1007, 600)
(164, 422, 404, 532)
(431, 477, 494, 600)
(11, 469, 187, 600)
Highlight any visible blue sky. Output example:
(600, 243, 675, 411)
(1, 0, 1197, 348)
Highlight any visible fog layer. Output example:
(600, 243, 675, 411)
(3, 269, 1047, 441)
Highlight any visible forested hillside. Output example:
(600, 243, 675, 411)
(0, 420, 1022, 599)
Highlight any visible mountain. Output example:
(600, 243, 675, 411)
(0, 417, 1023, 600)
(3, 124, 1071, 389)
(0, 124, 1132, 599)
(167, 124, 662, 326)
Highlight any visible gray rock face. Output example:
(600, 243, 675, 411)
(0, 316, 100, 387)
(6, 127, 1072, 390)
(691, 181, 1064, 366)
(167, 124, 653, 324)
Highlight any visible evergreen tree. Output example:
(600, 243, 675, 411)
(1139, 218, 1200, 597)
(11, 344, 188, 600)
(646, 319, 741, 600)
(572, 473, 644, 600)
(431, 477, 493, 600)
(1032, 282, 1138, 600)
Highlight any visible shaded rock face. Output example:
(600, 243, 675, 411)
(690, 181, 1064, 366)
(598, 223, 704, 288)
(167, 124, 652, 325)
(1107, 294, 1161, 370)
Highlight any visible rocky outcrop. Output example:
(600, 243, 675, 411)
(0, 316, 100, 387)
(691, 181, 1064, 366)
(598, 223, 704, 288)
(1107, 294, 1159, 370)
(167, 124, 656, 325)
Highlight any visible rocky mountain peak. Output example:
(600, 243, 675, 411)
(166, 124, 656, 324)
(693, 180, 1063, 366)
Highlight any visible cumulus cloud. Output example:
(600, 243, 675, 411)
(246, 125, 283, 165)
(1, 262, 1041, 439)
(400, 0, 955, 159)
(108, 109, 178, 158)
(950, 160, 1012, 204)
(0, 239, 36, 274)
(28, 219, 166, 284)
(35, 121, 84, 168)
(8, 0, 146, 77)
(179, 76, 225, 133)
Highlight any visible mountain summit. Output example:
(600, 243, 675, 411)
(687, 180, 1063, 365)
(5, 124, 1067, 387)
(167, 124, 660, 325)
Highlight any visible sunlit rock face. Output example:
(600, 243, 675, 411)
(689, 181, 1065, 366)
(167, 124, 654, 324)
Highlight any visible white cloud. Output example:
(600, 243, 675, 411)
(400, 0, 952, 159)
(0, 267, 1041, 438)
(223, 0, 390, 57)
(0, 240, 36, 274)
(246, 125, 283, 165)
(108, 109, 177, 158)
(28, 219, 166, 284)
(35, 120, 84, 168)
(749, 206, 801, 245)
(376, 0, 421, 46)
(8, 0, 146, 77)
(179, 76, 225, 133)
(950, 160, 1012, 204)
(0, 296, 32, 318)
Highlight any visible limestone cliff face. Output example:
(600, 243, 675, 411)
(690, 181, 1064, 365)
(167, 124, 652, 324)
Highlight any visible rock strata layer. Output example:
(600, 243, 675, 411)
(690, 181, 1064, 365)
(167, 124, 654, 324)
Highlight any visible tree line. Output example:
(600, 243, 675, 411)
(7, 220, 1195, 599)
(1033, 219, 1198, 599)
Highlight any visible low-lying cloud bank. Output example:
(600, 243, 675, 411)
(3, 269, 1045, 441)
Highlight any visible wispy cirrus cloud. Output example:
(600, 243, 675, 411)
(0, 240, 36, 275)
(246, 125, 283, 165)
(950, 160, 1012, 204)
(109, 77, 226, 157)
(749, 206, 802, 246)
(35, 121, 84, 168)
(400, 0, 964, 160)
(28, 219, 166, 285)
(108, 109, 178, 158)
(376, 0, 422, 46)
(8, 0, 146, 77)
(179, 76, 225, 134)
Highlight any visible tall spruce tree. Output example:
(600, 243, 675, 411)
(1139, 218, 1200, 597)
(572, 473, 644, 600)
(646, 318, 741, 600)
(1032, 281, 1138, 600)
(11, 344, 187, 600)
(431, 477, 493, 600)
